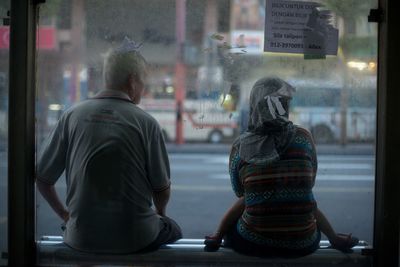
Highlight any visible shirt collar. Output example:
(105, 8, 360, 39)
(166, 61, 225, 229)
(94, 89, 132, 101)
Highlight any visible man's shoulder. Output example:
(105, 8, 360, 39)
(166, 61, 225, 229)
(130, 106, 159, 125)
(116, 102, 161, 131)
(63, 99, 94, 113)
(65, 99, 160, 129)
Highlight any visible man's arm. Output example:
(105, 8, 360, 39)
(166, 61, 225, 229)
(36, 179, 69, 222)
(153, 186, 170, 217)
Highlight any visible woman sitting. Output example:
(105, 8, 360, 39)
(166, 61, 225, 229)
(205, 77, 358, 257)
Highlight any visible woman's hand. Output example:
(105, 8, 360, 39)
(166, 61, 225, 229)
(204, 232, 223, 252)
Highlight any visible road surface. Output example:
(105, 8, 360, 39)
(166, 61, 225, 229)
(0, 151, 375, 262)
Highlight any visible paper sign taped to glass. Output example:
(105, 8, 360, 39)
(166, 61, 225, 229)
(264, 0, 339, 56)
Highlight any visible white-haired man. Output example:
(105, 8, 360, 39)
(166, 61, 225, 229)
(36, 38, 182, 253)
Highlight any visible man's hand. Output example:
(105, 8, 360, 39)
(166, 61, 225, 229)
(36, 179, 69, 222)
(61, 210, 70, 223)
(153, 186, 170, 217)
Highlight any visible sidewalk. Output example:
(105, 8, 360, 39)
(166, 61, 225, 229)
(166, 142, 375, 155)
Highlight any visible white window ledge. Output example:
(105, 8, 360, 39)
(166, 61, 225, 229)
(37, 236, 372, 266)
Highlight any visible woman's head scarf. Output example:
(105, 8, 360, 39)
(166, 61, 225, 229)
(239, 77, 297, 165)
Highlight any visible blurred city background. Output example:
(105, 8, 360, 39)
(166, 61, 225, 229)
(0, 0, 377, 264)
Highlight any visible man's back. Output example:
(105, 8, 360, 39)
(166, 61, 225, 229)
(37, 90, 171, 253)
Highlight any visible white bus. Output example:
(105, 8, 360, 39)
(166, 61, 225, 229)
(238, 79, 376, 144)
(288, 85, 376, 143)
(139, 98, 239, 143)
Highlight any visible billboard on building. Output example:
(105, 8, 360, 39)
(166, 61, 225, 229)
(0, 26, 57, 50)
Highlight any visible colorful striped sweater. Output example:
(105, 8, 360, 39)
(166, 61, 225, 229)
(229, 126, 319, 250)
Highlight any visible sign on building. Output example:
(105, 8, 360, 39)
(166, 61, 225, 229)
(0, 26, 57, 50)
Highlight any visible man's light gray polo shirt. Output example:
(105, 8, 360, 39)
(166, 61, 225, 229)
(37, 90, 171, 253)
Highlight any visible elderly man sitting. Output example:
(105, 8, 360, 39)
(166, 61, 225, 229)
(36, 37, 182, 253)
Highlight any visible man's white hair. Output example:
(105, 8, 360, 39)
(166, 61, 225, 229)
(103, 49, 147, 90)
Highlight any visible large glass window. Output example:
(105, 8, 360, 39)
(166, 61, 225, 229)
(0, 2, 9, 265)
(36, 0, 377, 263)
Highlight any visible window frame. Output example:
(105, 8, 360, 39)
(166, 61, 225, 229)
(7, 0, 399, 266)
(8, 0, 37, 265)
(372, 0, 400, 266)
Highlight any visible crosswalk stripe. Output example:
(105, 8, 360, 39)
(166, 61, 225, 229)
(209, 173, 374, 181)
(171, 185, 373, 193)
(170, 154, 375, 178)
(170, 155, 374, 166)
(319, 163, 373, 170)
(170, 154, 374, 161)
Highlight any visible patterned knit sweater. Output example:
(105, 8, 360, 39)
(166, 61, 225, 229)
(229, 126, 319, 250)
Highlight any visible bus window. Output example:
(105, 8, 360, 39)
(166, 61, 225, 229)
(35, 0, 377, 264)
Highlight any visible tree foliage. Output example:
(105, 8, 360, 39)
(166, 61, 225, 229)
(321, 0, 374, 20)
(321, 0, 376, 58)
(38, 0, 63, 21)
(0, 1, 10, 18)
(0, 1, 62, 20)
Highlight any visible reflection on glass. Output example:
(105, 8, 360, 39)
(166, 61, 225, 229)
(36, 0, 377, 263)
(0, 1, 9, 265)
